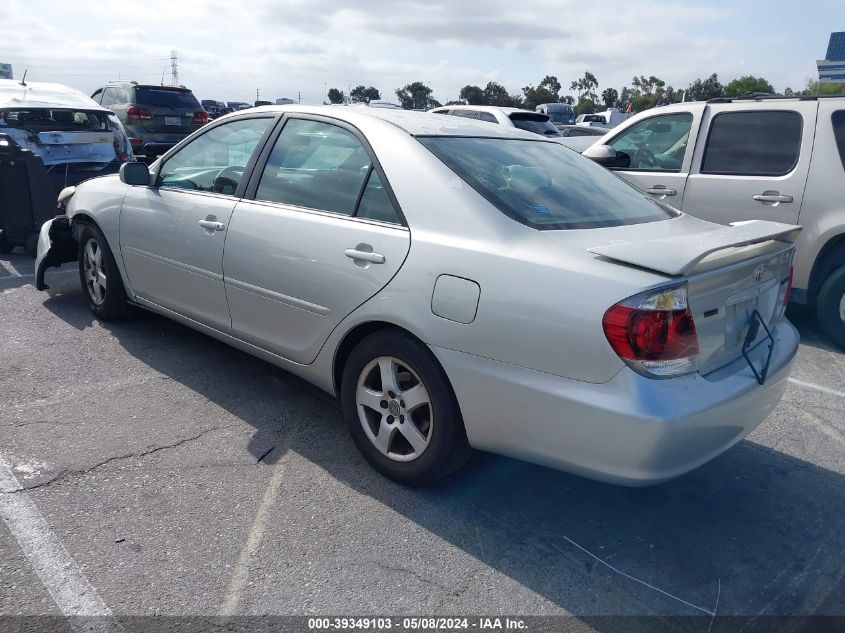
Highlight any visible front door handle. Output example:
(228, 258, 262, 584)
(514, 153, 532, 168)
(645, 186, 677, 196)
(345, 248, 385, 264)
(198, 219, 225, 231)
(753, 193, 793, 204)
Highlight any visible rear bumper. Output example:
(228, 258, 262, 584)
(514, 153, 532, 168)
(432, 319, 799, 486)
(125, 131, 190, 157)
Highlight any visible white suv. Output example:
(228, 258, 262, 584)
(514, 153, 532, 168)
(583, 96, 845, 348)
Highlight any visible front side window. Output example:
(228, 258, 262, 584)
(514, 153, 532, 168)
(420, 137, 674, 230)
(831, 110, 845, 171)
(607, 113, 692, 172)
(158, 117, 272, 194)
(701, 110, 802, 176)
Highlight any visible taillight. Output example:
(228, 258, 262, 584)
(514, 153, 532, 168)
(602, 284, 699, 378)
(126, 106, 152, 122)
(782, 267, 794, 306)
(193, 111, 209, 125)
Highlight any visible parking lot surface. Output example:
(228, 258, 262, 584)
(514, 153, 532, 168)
(1, 252, 844, 630)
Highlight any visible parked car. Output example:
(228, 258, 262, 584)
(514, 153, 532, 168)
(0, 79, 132, 254)
(536, 102, 576, 126)
(36, 106, 799, 486)
(201, 100, 228, 119)
(227, 101, 251, 111)
(91, 81, 208, 159)
(583, 95, 845, 349)
(577, 108, 633, 128)
(558, 124, 608, 137)
(429, 105, 563, 138)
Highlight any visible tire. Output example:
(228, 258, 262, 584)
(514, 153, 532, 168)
(341, 329, 472, 486)
(77, 223, 130, 320)
(817, 265, 845, 351)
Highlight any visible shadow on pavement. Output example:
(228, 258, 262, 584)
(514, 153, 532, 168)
(40, 285, 845, 629)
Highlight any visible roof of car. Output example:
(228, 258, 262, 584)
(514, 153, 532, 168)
(0, 79, 109, 111)
(240, 104, 548, 140)
(429, 104, 539, 116)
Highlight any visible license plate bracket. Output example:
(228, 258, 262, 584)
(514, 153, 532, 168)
(164, 116, 181, 126)
(742, 310, 775, 385)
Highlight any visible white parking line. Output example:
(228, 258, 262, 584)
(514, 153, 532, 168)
(0, 454, 121, 631)
(788, 378, 845, 400)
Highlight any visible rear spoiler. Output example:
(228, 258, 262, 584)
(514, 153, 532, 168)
(588, 220, 802, 276)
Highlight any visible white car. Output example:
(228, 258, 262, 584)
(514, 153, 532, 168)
(583, 95, 845, 348)
(36, 106, 799, 486)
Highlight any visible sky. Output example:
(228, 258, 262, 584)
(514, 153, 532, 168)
(1, 0, 841, 105)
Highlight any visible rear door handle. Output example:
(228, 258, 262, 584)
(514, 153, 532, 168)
(198, 219, 225, 231)
(753, 194, 793, 203)
(345, 249, 385, 264)
(645, 186, 677, 196)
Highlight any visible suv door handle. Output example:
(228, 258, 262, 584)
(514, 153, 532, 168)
(645, 186, 677, 196)
(345, 248, 385, 264)
(753, 193, 793, 203)
(198, 219, 225, 231)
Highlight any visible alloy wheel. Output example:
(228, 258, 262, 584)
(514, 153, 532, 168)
(83, 238, 107, 305)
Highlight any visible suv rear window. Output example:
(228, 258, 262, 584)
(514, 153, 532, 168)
(508, 112, 561, 136)
(420, 137, 673, 230)
(134, 87, 201, 109)
(702, 110, 802, 176)
(832, 110, 845, 171)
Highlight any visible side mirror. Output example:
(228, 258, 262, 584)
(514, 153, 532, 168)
(582, 144, 617, 166)
(119, 161, 150, 186)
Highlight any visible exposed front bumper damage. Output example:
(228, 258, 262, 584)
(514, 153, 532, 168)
(35, 216, 77, 290)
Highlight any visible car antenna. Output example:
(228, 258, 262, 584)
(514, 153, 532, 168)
(19, 69, 27, 86)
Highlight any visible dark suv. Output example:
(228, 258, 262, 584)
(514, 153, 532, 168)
(91, 82, 208, 159)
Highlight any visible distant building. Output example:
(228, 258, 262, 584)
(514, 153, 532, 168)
(0, 64, 12, 80)
(817, 32, 845, 83)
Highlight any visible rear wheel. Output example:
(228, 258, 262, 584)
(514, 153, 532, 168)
(78, 224, 130, 320)
(341, 330, 471, 486)
(817, 265, 845, 350)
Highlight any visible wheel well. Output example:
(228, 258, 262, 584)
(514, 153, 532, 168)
(809, 234, 845, 297)
(332, 321, 427, 395)
(69, 213, 98, 241)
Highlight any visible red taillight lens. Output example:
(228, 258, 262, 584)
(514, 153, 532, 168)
(782, 267, 794, 306)
(603, 285, 699, 378)
(126, 106, 152, 122)
(193, 111, 209, 125)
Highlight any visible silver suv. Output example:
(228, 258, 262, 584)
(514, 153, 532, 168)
(583, 95, 845, 348)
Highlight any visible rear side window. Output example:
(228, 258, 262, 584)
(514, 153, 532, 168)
(135, 87, 201, 109)
(477, 112, 498, 123)
(702, 111, 802, 176)
(832, 110, 845, 171)
(356, 171, 401, 224)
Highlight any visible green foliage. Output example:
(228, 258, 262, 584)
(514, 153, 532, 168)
(459, 85, 485, 105)
(395, 81, 436, 110)
(570, 71, 599, 103)
(327, 88, 344, 104)
(601, 87, 618, 109)
(574, 98, 596, 116)
(686, 73, 724, 101)
(350, 85, 381, 103)
(802, 80, 845, 96)
(724, 76, 774, 97)
(522, 75, 562, 110)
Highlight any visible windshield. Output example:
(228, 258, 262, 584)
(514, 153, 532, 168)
(508, 113, 561, 136)
(419, 137, 674, 230)
(135, 87, 201, 109)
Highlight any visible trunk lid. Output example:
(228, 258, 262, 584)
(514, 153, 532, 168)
(544, 215, 800, 374)
(133, 86, 201, 134)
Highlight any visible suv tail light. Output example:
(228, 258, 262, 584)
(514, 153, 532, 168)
(126, 106, 152, 122)
(602, 284, 699, 378)
(193, 111, 209, 125)
(776, 267, 794, 320)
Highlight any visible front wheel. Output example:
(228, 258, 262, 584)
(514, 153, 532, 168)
(78, 223, 130, 320)
(817, 265, 845, 350)
(341, 330, 471, 486)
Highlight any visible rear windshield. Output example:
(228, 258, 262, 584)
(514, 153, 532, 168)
(508, 112, 561, 136)
(135, 87, 201, 109)
(419, 137, 674, 230)
(0, 109, 109, 131)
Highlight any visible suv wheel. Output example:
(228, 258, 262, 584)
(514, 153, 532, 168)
(817, 265, 845, 350)
(78, 224, 130, 320)
(340, 330, 472, 486)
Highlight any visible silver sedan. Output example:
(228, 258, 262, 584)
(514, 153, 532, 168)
(36, 106, 801, 486)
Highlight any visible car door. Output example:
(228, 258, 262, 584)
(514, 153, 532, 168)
(119, 114, 276, 331)
(223, 115, 411, 364)
(603, 109, 701, 203)
(681, 101, 818, 226)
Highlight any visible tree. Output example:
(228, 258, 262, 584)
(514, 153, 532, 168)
(350, 85, 381, 103)
(570, 71, 599, 103)
(459, 84, 485, 105)
(686, 73, 724, 101)
(574, 98, 597, 116)
(327, 88, 344, 104)
(724, 76, 774, 97)
(615, 86, 632, 111)
(601, 87, 618, 109)
(783, 87, 794, 96)
(631, 75, 665, 96)
(522, 75, 562, 109)
(395, 81, 435, 109)
(482, 81, 521, 107)
(560, 94, 574, 105)
(802, 80, 845, 96)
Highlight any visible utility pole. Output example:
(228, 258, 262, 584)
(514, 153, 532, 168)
(170, 50, 178, 86)
(298, 91, 301, 104)
(256, 88, 260, 102)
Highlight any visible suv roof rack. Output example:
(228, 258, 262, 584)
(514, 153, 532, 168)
(707, 93, 844, 104)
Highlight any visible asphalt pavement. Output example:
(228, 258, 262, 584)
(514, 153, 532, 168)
(1, 251, 843, 632)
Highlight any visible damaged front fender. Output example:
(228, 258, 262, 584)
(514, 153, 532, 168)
(35, 216, 77, 290)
